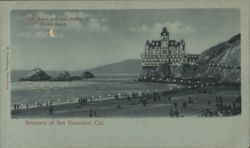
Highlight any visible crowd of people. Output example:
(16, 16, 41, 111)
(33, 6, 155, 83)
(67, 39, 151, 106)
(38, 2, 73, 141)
(13, 104, 21, 110)
(12, 87, 241, 118)
(75, 91, 241, 118)
(201, 96, 241, 117)
(78, 97, 88, 105)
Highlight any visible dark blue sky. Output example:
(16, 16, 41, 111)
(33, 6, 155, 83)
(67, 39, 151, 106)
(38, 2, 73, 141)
(11, 9, 240, 70)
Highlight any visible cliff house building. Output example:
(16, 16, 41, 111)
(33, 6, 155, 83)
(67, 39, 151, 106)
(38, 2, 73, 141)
(141, 27, 199, 68)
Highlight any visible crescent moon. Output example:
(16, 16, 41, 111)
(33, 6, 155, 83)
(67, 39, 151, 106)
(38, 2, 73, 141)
(49, 28, 56, 38)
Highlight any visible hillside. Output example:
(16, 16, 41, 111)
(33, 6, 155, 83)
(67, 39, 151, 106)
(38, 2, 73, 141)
(195, 34, 240, 83)
(140, 34, 241, 84)
(197, 34, 240, 66)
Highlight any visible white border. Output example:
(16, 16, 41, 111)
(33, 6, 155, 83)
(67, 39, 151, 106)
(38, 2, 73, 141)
(0, 1, 249, 148)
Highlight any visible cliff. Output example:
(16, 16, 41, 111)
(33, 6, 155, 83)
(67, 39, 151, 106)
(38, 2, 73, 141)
(140, 34, 241, 84)
(195, 34, 240, 83)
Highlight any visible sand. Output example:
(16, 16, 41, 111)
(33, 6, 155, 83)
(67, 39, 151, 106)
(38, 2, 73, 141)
(11, 86, 241, 118)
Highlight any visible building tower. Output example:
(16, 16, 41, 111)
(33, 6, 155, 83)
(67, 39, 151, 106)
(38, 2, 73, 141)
(161, 27, 169, 49)
(180, 39, 185, 50)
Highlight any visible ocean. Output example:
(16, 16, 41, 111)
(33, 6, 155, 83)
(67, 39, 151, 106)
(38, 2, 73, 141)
(11, 73, 173, 106)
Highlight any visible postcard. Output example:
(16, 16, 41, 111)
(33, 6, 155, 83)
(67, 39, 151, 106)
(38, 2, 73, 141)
(0, 1, 249, 148)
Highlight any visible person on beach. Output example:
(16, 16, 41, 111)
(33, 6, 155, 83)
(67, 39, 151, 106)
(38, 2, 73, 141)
(158, 95, 161, 102)
(146, 95, 151, 102)
(140, 96, 143, 102)
(82, 97, 85, 104)
(219, 96, 222, 102)
(48, 106, 54, 115)
(49, 107, 51, 115)
(219, 100, 223, 108)
(168, 96, 172, 102)
(228, 105, 232, 111)
(174, 109, 179, 117)
(233, 101, 236, 110)
(141, 97, 147, 107)
(195, 98, 198, 102)
(51, 106, 54, 115)
(89, 108, 93, 117)
(182, 102, 187, 108)
(215, 96, 219, 102)
(26, 104, 29, 109)
(169, 108, 174, 117)
(94, 110, 97, 117)
(127, 96, 131, 101)
(215, 103, 219, 109)
(78, 98, 81, 104)
(115, 95, 118, 100)
(153, 94, 157, 102)
(188, 96, 193, 104)
(235, 96, 241, 103)
(174, 102, 178, 108)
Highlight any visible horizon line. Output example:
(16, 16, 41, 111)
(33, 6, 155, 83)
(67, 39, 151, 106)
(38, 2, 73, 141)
(11, 58, 141, 71)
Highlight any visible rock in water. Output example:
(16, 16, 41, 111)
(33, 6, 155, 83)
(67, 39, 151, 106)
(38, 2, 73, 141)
(19, 68, 51, 81)
(52, 71, 74, 81)
(81, 71, 95, 79)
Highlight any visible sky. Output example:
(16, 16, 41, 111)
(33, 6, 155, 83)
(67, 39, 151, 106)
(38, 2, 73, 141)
(11, 9, 240, 71)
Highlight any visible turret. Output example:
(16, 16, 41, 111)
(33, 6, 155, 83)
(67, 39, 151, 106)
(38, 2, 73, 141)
(180, 39, 185, 50)
(160, 27, 169, 41)
(145, 40, 150, 50)
(160, 27, 169, 49)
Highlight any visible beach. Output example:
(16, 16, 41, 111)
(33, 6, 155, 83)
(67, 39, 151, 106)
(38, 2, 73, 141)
(11, 86, 241, 118)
